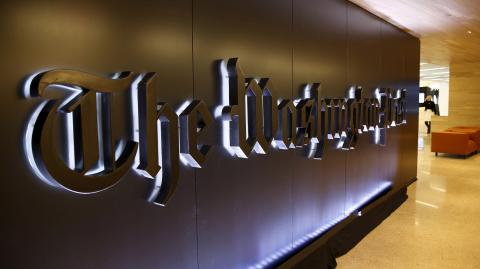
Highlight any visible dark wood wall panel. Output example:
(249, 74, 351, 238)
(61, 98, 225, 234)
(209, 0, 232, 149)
(399, 33, 421, 187)
(0, 1, 419, 268)
(0, 1, 197, 268)
(292, 0, 348, 243)
(193, 1, 294, 268)
(345, 3, 385, 212)
(379, 22, 407, 187)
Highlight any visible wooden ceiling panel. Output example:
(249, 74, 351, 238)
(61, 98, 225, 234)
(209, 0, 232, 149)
(350, 0, 480, 65)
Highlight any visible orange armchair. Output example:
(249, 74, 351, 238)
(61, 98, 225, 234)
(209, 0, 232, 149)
(445, 127, 480, 148)
(431, 131, 478, 157)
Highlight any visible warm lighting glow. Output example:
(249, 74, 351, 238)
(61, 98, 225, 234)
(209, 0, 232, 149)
(415, 200, 439, 209)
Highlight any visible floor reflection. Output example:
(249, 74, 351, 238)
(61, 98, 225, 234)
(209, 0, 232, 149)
(337, 134, 480, 268)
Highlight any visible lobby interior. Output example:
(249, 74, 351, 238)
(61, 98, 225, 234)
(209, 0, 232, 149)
(2, 1, 480, 268)
(339, 1, 480, 268)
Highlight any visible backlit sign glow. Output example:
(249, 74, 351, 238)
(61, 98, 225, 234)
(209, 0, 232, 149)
(24, 58, 407, 206)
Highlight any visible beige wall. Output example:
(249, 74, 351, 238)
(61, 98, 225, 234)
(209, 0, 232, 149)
(432, 62, 480, 132)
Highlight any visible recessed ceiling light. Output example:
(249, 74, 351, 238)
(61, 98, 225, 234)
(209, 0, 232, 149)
(468, 30, 472, 34)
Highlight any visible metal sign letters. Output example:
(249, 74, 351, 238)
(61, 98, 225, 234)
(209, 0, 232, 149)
(24, 58, 407, 206)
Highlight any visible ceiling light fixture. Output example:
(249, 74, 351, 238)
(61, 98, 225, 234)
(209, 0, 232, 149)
(420, 67, 448, 71)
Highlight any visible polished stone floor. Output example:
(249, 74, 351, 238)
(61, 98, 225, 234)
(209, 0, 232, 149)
(337, 134, 480, 269)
